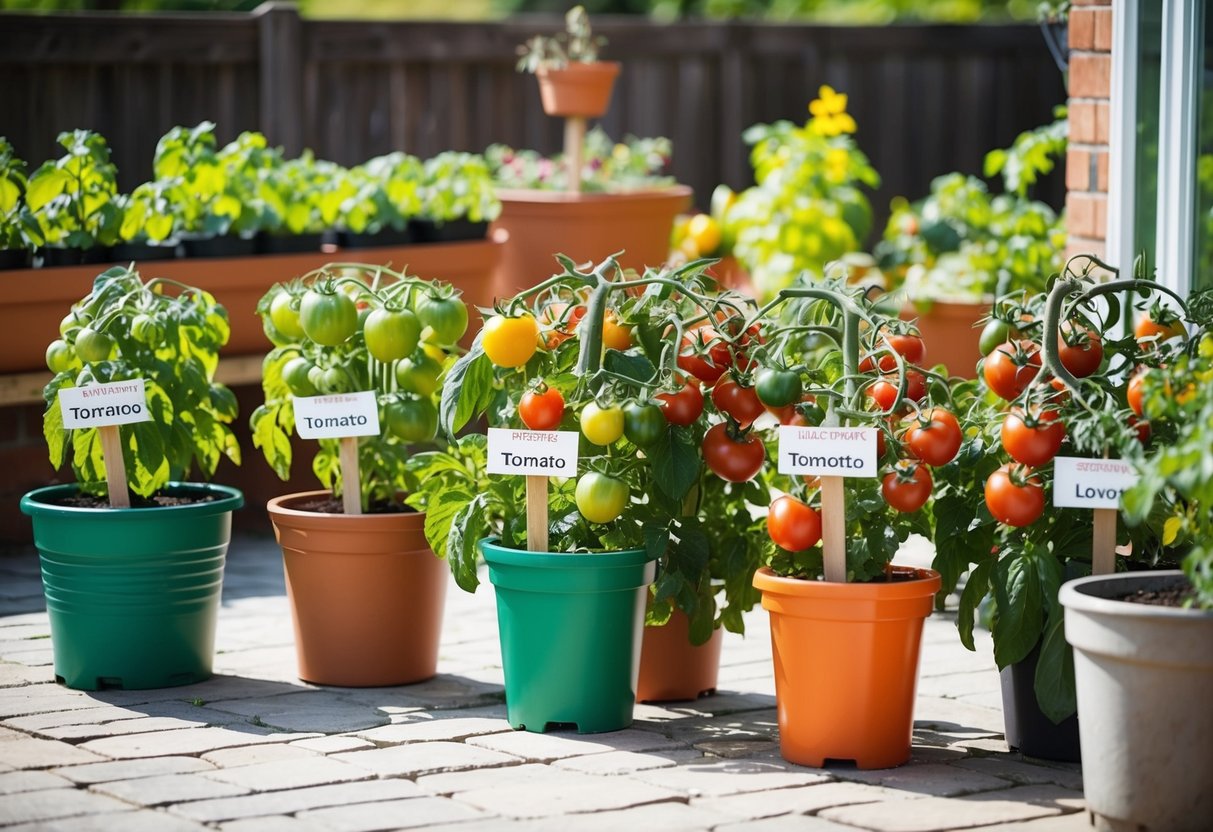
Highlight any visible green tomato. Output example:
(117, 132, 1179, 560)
(1199, 333, 1213, 359)
(318, 366, 351, 394)
(364, 307, 421, 363)
(75, 327, 115, 363)
(754, 368, 803, 408)
(283, 357, 317, 396)
(414, 292, 469, 345)
(270, 292, 306, 341)
(395, 352, 444, 396)
(580, 402, 624, 446)
(131, 313, 165, 347)
(59, 309, 88, 336)
(575, 472, 629, 524)
(300, 288, 358, 346)
(385, 396, 438, 443)
(979, 319, 1012, 357)
(45, 339, 78, 374)
(623, 402, 665, 447)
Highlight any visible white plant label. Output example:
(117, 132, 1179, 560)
(293, 391, 380, 439)
(778, 425, 877, 477)
(59, 379, 151, 429)
(1053, 456, 1139, 509)
(486, 428, 579, 476)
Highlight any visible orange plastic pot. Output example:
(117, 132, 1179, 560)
(536, 62, 621, 118)
(753, 566, 941, 769)
(636, 610, 723, 702)
(267, 491, 448, 687)
(900, 300, 990, 380)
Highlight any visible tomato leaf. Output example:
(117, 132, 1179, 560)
(650, 426, 700, 501)
(43, 396, 66, 470)
(992, 553, 1043, 668)
(424, 485, 474, 562)
(447, 494, 490, 593)
(439, 333, 492, 439)
(1034, 608, 1077, 724)
(603, 349, 657, 385)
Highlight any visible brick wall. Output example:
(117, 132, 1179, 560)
(1065, 0, 1113, 261)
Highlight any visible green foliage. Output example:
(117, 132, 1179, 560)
(0, 138, 41, 250)
(342, 152, 425, 234)
(418, 152, 502, 223)
(516, 4, 605, 73)
(487, 128, 674, 192)
(25, 130, 121, 250)
(42, 266, 239, 496)
(497, 0, 1041, 24)
(984, 107, 1069, 199)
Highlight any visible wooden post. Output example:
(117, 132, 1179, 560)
(820, 475, 847, 583)
(339, 436, 361, 516)
(1091, 508, 1117, 576)
(98, 425, 130, 508)
(526, 475, 549, 552)
(564, 116, 586, 194)
(256, 1, 305, 158)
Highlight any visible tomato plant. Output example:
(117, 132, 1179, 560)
(622, 401, 665, 447)
(363, 306, 421, 363)
(882, 461, 932, 513)
(656, 379, 705, 426)
(1057, 324, 1102, 378)
(580, 401, 624, 445)
(300, 285, 358, 346)
(903, 408, 962, 467)
(414, 289, 469, 344)
(703, 422, 765, 482)
(984, 463, 1044, 527)
(766, 495, 821, 551)
(1000, 408, 1064, 466)
(483, 313, 539, 368)
(754, 367, 802, 408)
(710, 376, 764, 427)
(519, 386, 565, 430)
(574, 471, 629, 523)
(983, 341, 1041, 401)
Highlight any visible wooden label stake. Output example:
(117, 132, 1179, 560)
(339, 436, 361, 516)
(820, 475, 847, 583)
(526, 475, 549, 553)
(98, 425, 130, 508)
(1091, 508, 1117, 576)
(564, 116, 587, 194)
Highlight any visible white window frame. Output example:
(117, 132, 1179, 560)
(1106, 0, 1139, 279)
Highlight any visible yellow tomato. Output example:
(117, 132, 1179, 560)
(686, 213, 722, 256)
(482, 314, 539, 368)
(602, 310, 633, 351)
(580, 401, 625, 446)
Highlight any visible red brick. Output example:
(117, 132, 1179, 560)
(1066, 192, 1107, 239)
(1070, 0, 1111, 6)
(1066, 149, 1092, 191)
(1093, 7, 1113, 51)
(1094, 101, 1111, 144)
(1070, 54, 1112, 98)
(1069, 101, 1098, 143)
(1095, 150, 1109, 192)
(1069, 8, 1096, 51)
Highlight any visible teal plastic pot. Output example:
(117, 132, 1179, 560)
(480, 539, 656, 734)
(20, 483, 243, 691)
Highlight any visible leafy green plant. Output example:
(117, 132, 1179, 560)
(487, 128, 674, 192)
(117, 179, 179, 245)
(516, 4, 605, 73)
(261, 153, 350, 236)
(25, 130, 121, 251)
(985, 107, 1069, 199)
(417, 152, 501, 224)
(41, 266, 240, 497)
(0, 138, 40, 252)
(251, 265, 469, 510)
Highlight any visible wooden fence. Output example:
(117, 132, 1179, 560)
(0, 3, 1066, 229)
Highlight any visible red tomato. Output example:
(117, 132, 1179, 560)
(902, 369, 928, 403)
(656, 379, 705, 426)
(983, 341, 1042, 401)
(867, 379, 899, 412)
(1134, 313, 1186, 344)
(703, 422, 766, 482)
(518, 387, 565, 431)
(766, 495, 822, 551)
(1127, 371, 1145, 417)
(711, 377, 765, 426)
(880, 332, 926, 370)
(1000, 407, 1065, 466)
(1058, 324, 1103, 378)
(903, 408, 962, 466)
(1129, 415, 1151, 444)
(881, 462, 933, 513)
(677, 327, 732, 383)
(985, 463, 1046, 527)
(539, 302, 587, 349)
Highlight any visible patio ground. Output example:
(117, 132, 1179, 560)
(0, 535, 1090, 831)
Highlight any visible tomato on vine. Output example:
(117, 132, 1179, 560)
(414, 292, 468, 344)
(364, 307, 421, 363)
(45, 339, 77, 374)
(978, 318, 1013, 356)
(623, 402, 665, 447)
(538, 302, 586, 349)
(385, 395, 438, 442)
(483, 313, 539, 368)
(767, 495, 822, 551)
(300, 287, 358, 347)
(866, 379, 899, 412)
(985, 463, 1045, 527)
(656, 378, 705, 426)
(602, 310, 633, 351)
(881, 461, 932, 513)
(1057, 323, 1103, 378)
(1134, 311, 1186, 345)
(282, 357, 318, 396)
(575, 472, 629, 523)
(1000, 407, 1065, 466)
(711, 376, 765, 426)
(903, 408, 962, 466)
(519, 387, 565, 431)
(395, 352, 444, 396)
(270, 292, 306, 340)
(1127, 370, 1146, 417)
(754, 367, 803, 408)
(983, 341, 1041, 401)
(580, 401, 624, 446)
(877, 332, 926, 370)
(703, 422, 765, 482)
(678, 326, 731, 383)
(75, 327, 115, 363)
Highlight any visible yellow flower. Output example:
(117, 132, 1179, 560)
(825, 148, 849, 183)
(808, 85, 857, 137)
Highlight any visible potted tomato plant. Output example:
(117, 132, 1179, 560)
(20, 265, 243, 690)
(934, 255, 1187, 762)
(747, 272, 958, 769)
(413, 254, 767, 729)
(516, 5, 619, 120)
(25, 130, 122, 266)
(0, 137, 39, 269)
(251, 263, 468, 687)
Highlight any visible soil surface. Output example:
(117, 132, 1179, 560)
(292, 495, 415, 515)
(1117, 584, 1198, 607)
(49, 491, 217, 509)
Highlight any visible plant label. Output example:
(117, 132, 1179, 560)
(294, 391, 380, 439)
(778, 425, 877, 477)
(486, 428, 579, 476)
(59, 379, 152, 429)
(1053, 456, 1139, 509)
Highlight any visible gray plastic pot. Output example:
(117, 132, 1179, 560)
(1061, 571, 1213, 832)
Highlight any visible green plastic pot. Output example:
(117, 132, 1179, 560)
(479, 538, 656, 734)
(20, 482, 243, 691)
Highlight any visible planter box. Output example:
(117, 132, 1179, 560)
(0, 239, 502, 374)
(900, 299, 989, 380)
(491, 187, 691, 297)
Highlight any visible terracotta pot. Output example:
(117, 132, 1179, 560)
(267, 491, 448, 687)
(900, 300, 990, 379)
(536, 62, 621, 118)
(753, 566, 941, 769)
(636, 610, 723, 702)
(707, 255, 756, 297)
(491, 187, 691, 299)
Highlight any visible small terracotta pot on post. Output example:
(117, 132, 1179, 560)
(536, 62, 621, 119)
(900, 300, 990, 380)
(636, 610, 724, 702)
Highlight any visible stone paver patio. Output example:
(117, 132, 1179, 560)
(0, 535, 1089, 831)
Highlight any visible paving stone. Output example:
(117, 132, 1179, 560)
(657, 710, 780, 746)
(91, 772, 252, 806)
(0, 769, 73, 794)
(299, 795, 486, 831)
(828, 761, 1012, 797)
(818, 784, 1083, 832)
(54, 756, 217, 784)
(553, 748, 704, 775)
(913, 697, 1006, 735)
(451, 768, 685, 819)
(203, 756, 373, 791)
(662, 691, 777, 717)
(333, 741, 521, 777)
(416, 762, 589, 796)
(0, 662, 49, 687)
(341, 675, 506, 710)
(80, 726, 317, 759)
(631, 757, 829, 797)
(917, 671, 1003, 700)
(0, 684, 98, 718)
(694, 738, 777, 758)
(5, 702, 235, 734)
(219, 818, 330, 832)
(92, 675, 305, 708)
(205, 691, 391, 733)
(0, 735, 107, 768)
(522, 800, 726, 831)
(3, 810, 211, 832)
(951, 756, 1083, 791)
(465, 727, 682, 762)
(356, 716, 513, 745)
(692, 780, 920, 819)
(964, 812, 1094, 831)
(41, 715, 227, 741)
(202, 743, 320, 768)
(715, 814, 857, 831)
(290, 735, 377, 754)
(168, 779, 425, 822)
(0, 787, 133, 824)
